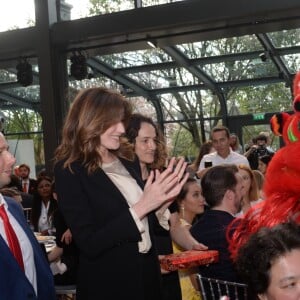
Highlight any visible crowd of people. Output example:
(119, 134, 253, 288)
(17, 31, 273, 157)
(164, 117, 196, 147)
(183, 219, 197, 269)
(1, 83, 299, 300)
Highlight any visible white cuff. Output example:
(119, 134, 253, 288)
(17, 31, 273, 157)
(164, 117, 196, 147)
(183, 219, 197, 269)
(129, 207, 145, 233)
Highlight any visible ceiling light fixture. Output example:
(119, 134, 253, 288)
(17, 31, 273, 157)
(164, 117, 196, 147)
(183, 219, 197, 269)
(16, 58, 33, 87)
(259, 52, 268, 62)
(70, 51, 87, 80)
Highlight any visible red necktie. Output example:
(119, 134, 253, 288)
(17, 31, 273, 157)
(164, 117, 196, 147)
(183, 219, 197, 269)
(0, 205, 24, 271)
(23, 182, 27, 193)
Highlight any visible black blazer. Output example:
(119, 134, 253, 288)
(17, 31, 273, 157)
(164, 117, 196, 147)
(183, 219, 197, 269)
(54, 157, 162, 300)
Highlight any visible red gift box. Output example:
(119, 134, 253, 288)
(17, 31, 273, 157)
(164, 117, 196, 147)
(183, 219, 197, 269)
(160, 250, 219, 271)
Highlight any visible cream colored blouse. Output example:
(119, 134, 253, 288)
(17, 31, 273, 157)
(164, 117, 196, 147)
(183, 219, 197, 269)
(102, 159, 170, 253)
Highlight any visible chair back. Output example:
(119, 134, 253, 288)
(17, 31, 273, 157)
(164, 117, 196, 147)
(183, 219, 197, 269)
(23, 207, 32, 224)
(196, 274, 248, 300)
(55, 285, 76, 300)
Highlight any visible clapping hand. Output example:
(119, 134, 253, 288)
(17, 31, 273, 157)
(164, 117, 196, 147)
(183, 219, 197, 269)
(61, 228, 72, 245)
(133, 157, 189, 219)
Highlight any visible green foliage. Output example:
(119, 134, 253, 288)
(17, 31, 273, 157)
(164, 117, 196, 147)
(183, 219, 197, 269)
(2, 1, 299, 164)
(3, 109, 44, 166)
(169, 124, 198, 161)
(87, 0, 133, 15)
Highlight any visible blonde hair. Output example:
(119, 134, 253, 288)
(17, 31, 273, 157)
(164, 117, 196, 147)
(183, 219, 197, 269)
(252, 169, 265, 191)
(238, 164, 259, 202)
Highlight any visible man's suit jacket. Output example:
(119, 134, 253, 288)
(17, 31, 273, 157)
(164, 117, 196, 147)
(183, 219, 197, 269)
(27, 178, 37, 195)
(20, 178, 37, 195)
(0, 197, 55, 300)
(191, 209, 239, 282)
(54, 157, 162, 300)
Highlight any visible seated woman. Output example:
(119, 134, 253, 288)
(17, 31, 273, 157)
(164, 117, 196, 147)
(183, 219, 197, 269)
(173, 178, 205, 300)
(30, 176, 58, 235)
(252, 170, 265, 200)
(235, 222, 300, 300)
(236, 164, 260, 216)
(48, 184, 79, 285)
(48, 212, 79, 285)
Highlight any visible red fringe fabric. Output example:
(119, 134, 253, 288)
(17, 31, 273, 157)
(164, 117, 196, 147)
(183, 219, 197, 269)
(227, 142, 300, 261)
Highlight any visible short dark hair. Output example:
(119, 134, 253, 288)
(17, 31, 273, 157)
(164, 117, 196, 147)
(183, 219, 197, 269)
(210, 125, 230, 139)
(201, 164, 238, 208)
(236, 222, 300, 297)
(256, 134, 267, 143)
(19, 163, 30, 172)
(175, 178, 197, 205)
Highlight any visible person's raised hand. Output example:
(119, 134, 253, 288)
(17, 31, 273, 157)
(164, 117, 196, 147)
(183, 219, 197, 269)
(133, 157, 189, 219)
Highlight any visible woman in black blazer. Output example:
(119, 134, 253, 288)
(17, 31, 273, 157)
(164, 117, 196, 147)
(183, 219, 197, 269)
(30, 176, 58, 235)
(54, 87, 188, 300)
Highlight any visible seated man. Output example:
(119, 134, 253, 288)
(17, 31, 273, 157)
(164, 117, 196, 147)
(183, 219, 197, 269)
(0, 132, 55, 299)
(191, 164, 244, 282)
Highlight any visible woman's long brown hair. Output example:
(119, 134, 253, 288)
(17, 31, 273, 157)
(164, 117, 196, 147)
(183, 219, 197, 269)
(55, 87, 134, 174)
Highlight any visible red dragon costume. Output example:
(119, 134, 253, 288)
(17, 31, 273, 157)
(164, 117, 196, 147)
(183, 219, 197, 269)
(228, 72, 300, 260)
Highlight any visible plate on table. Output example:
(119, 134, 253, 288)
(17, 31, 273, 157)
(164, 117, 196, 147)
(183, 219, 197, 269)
(36, 235, 56, 243)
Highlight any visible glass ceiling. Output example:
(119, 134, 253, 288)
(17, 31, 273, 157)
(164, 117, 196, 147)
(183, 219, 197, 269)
(0, 29, 298, 116)
(0, 0, 300, 166)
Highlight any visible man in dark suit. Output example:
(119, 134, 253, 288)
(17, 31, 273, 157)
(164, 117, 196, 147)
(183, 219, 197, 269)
(18, 163, 37, 194)
(191, 165, 244, 282)
(0, 132, 55, 299)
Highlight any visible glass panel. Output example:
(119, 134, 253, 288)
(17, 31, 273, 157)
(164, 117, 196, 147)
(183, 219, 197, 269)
(100, 49, 172, 68)
(0, 0, 35, 32)
(127, 67, 201, 89)
(69, 76, 123, 93)
(7, 86, 41, 104)
(227, 82, 292, 116)
(166, 122, 198, 159)
(268, 29, 300, 48)
(142, 0, 185, 7)
(65, 0, 134, 20)
(281, 54, 300, 73)
(178, 35, 263, 59)
(160, 89, 219, 122)
(201, 58, 278, 82)
(68, 75, 156, 117)
(0, 70, 17, 83)
(0, 61, 40, 109)
(131, 97, 157, 119)
(164, 117, 222, 160)
(4, 109, 44, 172)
